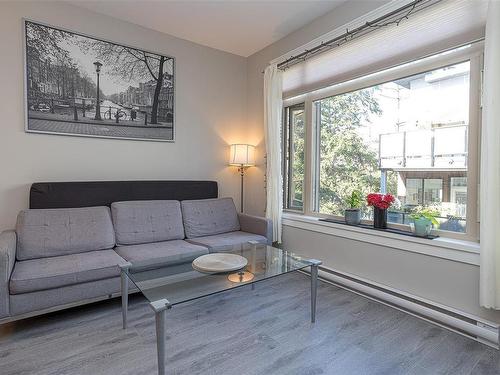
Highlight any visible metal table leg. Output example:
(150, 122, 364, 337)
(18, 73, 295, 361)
(119, 262, 132, 329)
(150, 299, 171, 375)
(248, 240, 258, 291)
(309, 260, 322, 323)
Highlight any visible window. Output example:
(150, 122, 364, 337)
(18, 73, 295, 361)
(283, 45, 481, 239)
(405, 178, 443, 206)
(283, 104, 305, 210)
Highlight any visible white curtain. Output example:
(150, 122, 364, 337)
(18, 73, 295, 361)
(264, 64, 283, 243)
(480, 0, 500, 309)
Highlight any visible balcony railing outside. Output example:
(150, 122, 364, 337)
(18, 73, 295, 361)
(379, 125, 468, 170)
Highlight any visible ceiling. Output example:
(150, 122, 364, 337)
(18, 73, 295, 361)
(71, 1, 346, 57)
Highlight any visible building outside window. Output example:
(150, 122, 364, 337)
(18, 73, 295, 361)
(283, 45, 481, 239)
(405, 178, 444, 206)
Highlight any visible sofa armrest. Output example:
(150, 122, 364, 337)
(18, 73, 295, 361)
(238, 214, 273, 245)
(0, 230, 16, 318)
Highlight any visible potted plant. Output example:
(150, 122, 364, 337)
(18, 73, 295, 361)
(366, 193, 395, 229)
(344, 190, 363, 225)
(409, 206, 440, 237)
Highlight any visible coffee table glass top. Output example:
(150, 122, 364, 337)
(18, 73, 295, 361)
(124, 242, 314, 306)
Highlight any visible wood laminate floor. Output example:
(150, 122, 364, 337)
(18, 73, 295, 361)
(0, 272, 499, 375)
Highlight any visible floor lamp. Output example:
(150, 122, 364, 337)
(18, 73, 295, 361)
(229, 144, 255, 213)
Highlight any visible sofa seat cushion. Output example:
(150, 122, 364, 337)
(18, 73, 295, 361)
(181, 197, 240, 239)
(16, 206, 115, 260)
(186, 231, 268, 252)
(111, 200, 184, 246)
(115, 240, 208, 270)
(9, 250, 125, 295)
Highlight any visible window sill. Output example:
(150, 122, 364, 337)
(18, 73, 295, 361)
(282, 212, 480, 265)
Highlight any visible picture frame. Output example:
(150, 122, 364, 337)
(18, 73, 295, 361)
(23, 19, 175, 142)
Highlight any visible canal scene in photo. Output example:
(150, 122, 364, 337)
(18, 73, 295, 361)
(24, 20, 175, 141)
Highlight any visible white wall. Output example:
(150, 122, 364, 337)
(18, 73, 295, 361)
(0, 1, 248, 231)
(245, 0, 500, 323)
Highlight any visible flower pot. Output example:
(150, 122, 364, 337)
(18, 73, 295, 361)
(344, 209, 361, 225)
(410, 217, 432, 237)
(373, 207, 387, 229)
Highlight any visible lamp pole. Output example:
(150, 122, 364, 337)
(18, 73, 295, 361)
(93, 61, 102, 121)
(239, 165, 245, 213)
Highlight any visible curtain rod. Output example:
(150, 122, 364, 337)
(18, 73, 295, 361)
(276, 0, 443, 71)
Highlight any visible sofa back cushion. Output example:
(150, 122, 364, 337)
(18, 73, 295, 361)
(181, 198, 240, 239)
(111, 200, 184, 245)
(16, 206, 115, 260)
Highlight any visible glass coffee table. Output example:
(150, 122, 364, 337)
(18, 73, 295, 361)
(119, 241, 321, 375)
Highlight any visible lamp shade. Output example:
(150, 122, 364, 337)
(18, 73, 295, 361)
(229, 144, 255, 166)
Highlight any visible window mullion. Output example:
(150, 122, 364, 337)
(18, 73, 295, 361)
(303, 97, 313, 215)
(281, 107, 289, 209)
(465, 54, 482, 240)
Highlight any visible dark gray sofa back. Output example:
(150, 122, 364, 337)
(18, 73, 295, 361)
(111, 200, 184, 246)
(30, 181, 218, 209)
(16, 206, 116, 260)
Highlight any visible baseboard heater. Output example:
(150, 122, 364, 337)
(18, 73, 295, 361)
(304, 266, 500, 348)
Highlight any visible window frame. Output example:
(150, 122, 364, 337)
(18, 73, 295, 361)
(282, 43, 483, 241)
(282, 103, 305, 212)
(406, 178, 444, 206)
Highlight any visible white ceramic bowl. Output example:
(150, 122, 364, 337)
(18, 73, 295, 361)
(192, 253, 248, 273)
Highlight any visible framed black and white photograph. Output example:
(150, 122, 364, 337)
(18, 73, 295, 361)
(23, 20, 175, 141)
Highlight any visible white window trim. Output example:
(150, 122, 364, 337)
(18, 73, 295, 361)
(283, 104, 306, 212)
(283, 42, 483, 242)
(283, 212, 480, 266)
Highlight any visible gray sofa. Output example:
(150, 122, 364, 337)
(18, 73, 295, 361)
(0, 197, 271, 322)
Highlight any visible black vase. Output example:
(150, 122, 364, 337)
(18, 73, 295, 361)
(373, 207, 387, 229)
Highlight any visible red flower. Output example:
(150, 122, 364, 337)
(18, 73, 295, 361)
(367, 193, 395, 210)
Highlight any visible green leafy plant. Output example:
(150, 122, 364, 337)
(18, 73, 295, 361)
(346, 190, 363, 209)
(409, 206, 440, 227)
